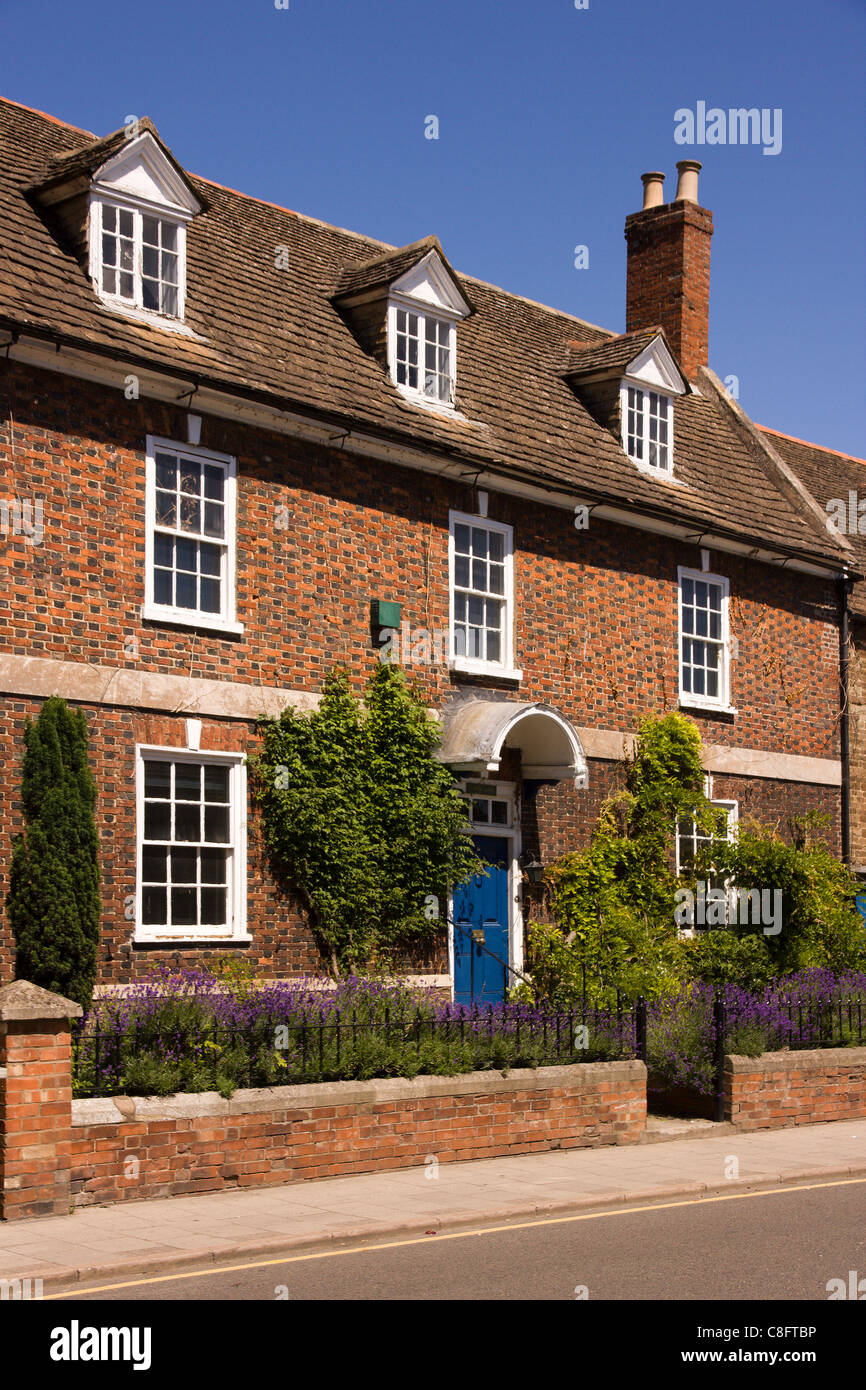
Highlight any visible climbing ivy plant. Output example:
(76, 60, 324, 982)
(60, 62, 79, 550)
(533, 711, 717, 1000)
(252, 664, 482, 974)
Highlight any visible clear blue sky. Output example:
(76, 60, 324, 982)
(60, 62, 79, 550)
(2, 0, 864, 455)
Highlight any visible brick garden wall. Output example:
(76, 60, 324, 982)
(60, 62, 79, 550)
(68, 1063, 647, 1208)
(725, 1047, 866, 1130)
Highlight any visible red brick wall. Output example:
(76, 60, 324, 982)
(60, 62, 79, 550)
(0, 361, 841, 760)
(68, 1062, 646, 1208)
(0, 1018, 75, 1219)
(0, 359, 844, 983)
(726, 1048, 866, 1130)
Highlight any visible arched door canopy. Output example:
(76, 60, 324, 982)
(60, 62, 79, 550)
(436, 700, 588, 789)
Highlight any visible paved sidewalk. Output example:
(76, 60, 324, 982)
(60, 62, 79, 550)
(2, 1118, 865, 1293)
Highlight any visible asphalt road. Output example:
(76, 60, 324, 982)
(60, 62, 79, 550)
(53, 1178, 866, 1302)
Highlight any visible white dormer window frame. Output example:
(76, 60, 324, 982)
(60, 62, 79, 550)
(386, 249, 472, 413)
(91, 195, 187, 323)
(87, 130, 201, 331)
(618, 334, 687, 478)
(620, 380, 674, 473)
(388, 299, 457, 408)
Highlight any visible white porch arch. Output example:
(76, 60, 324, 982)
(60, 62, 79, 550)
(436, 700, 588, 788)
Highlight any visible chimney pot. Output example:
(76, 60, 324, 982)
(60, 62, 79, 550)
(640, 171, 666, 210)
(674, 159, 702, 203)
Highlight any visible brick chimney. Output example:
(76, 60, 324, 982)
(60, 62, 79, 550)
(624, 160, 713, 381)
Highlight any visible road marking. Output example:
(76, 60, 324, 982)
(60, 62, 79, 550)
(45, 1175, 866, 1298)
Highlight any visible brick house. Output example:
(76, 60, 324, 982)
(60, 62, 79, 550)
(0, 98, 858, 1000)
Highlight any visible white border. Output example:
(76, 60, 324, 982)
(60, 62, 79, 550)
(142, 435, 243, 635)
(134, 744, 249, 944)
(89, 195, 189, 328)
(677, 564, 734, 713)
(448, 509, 521, 680)
(620, 381, 675, 477)
(387, 300, 457, 412)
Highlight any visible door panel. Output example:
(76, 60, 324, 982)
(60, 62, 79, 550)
(453, 835, 510, 1006)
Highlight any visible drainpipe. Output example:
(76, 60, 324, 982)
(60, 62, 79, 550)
(839, 575, 853, 864)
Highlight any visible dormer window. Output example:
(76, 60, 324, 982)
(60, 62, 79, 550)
(386, 247, 472, 411)
(98, 202, 181, 317)
(84, 128, 202, 329)
(623, 385, 673, 472)
(391, 306, 454, 405)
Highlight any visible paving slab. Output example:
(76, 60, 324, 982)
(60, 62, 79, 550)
(2, 1117, 864, 1294)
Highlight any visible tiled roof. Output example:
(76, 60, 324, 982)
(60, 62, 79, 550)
(759, 426, 866, 612)
(0, 96, 852, 572)
(563, 328, 662, 378)
(332, 234, 472, 310)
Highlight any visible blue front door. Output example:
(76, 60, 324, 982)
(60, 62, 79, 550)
(452, 836, 510, 1006)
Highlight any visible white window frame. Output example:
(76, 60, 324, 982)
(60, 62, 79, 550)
(387, 298, 457, 410)
(677, 566, 732, 712)
(620, 380, 674, 475)
(676, 798, 738, 877)
(89, 194, 188, 327)
(142, 436, 243, 635)
(448, 510, 521, 680)
(675, 797, 739, 936)
(134, 746, 248, 944)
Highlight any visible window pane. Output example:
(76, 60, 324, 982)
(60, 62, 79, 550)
(203, 466, 224, 501)
(471, 528, 488, 559)
(144, 802, 171, 841)
(472, 559, 487, 589)
(203, 503, 224, 538)
(144, 761, 171, 798)
(153, 569, 172, 605)
(204, 805, 229, 843)
(488, 532, 504, 562)
(155, 454, 176, 489)
(175, 538, 198, 572)
(486, 630, 501, 662)
(454, 524, 470, 553)
(171, 887, 198, 927)
(472, 799, 489, 823)
(488, 564, 504, 596)
(102, 205, 116, 232)
(142, 245, 159, 278)
(170, 847, 197, 883)
(143, 886, 167, 925)
(204, 766, 230, 802)
(201, 849, 227, 884)
(199, 578, 220, 613)
(175, 763, 202, 799)
(454, 555, 470, 587)
(162, 223, 177, 251)
(491, 801, 508, 825)
(155, 491, 176, 526)
(119, 209, 134, 237)
(142, 216, 159, 245)
(154, 533, 173, 568)
(175, 803, 201, 841)
(200, 887, 227, 925)
(142, 846, 168, 882)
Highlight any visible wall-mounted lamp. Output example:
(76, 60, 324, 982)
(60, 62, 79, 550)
(521, 855, 544, 885)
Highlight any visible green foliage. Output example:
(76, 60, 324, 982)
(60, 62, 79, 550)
(251, 664, 482, 973)
(538, 712, 713, 1001)
(7, 697, 101, 1010)
(674, 930, 774, 991)
(707, 813, 866, 974)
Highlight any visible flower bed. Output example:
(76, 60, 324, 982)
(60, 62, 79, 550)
(646, 968, 866, 1101)
(72, 969, 636, 1099)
